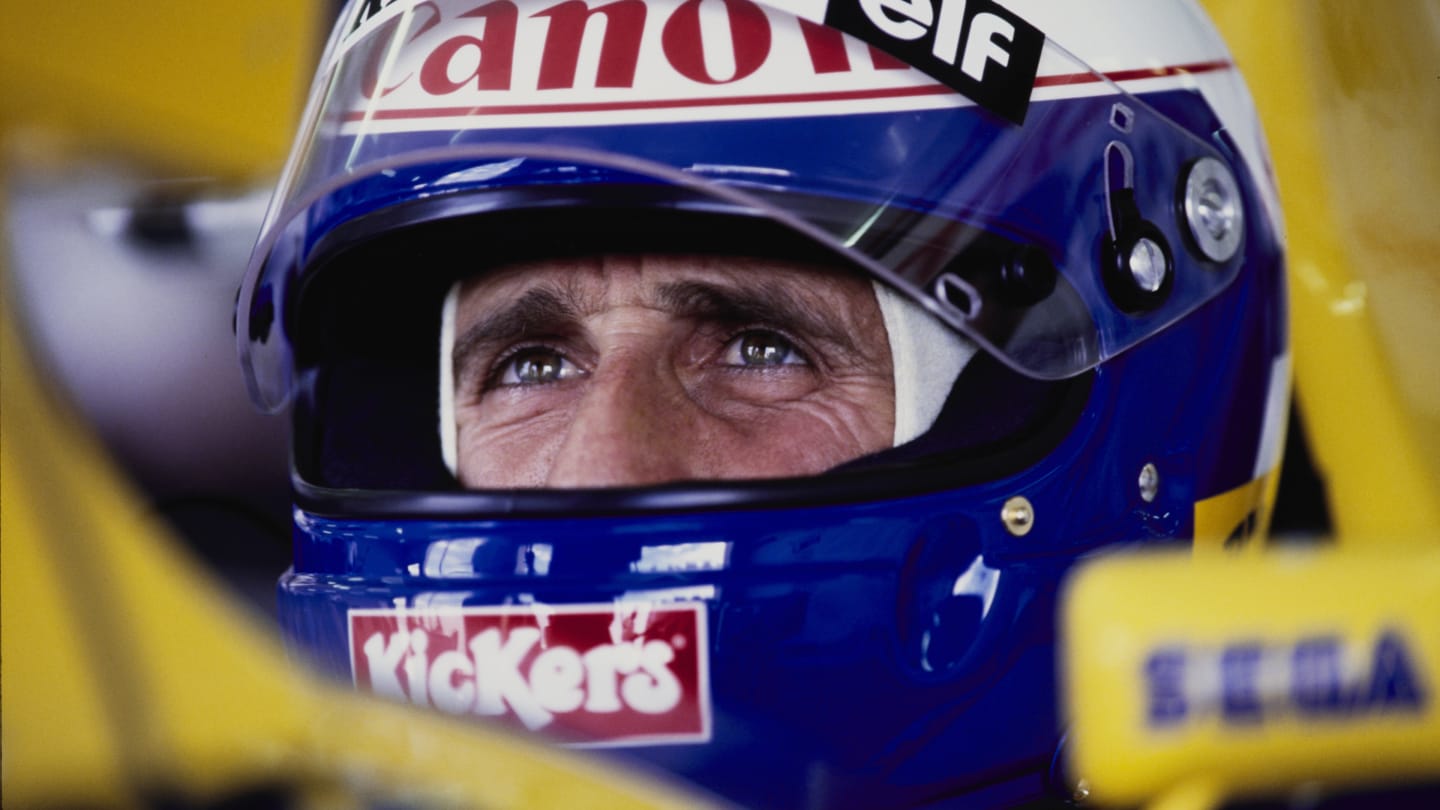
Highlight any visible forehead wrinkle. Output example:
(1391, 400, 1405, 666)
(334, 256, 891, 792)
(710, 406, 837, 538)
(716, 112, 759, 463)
(463, 284, 577, 341)
(452, 282, 587, 384)
(454, 257, 660, 357)
(452, 257, 872, 375)
(652, 278, 860, 354)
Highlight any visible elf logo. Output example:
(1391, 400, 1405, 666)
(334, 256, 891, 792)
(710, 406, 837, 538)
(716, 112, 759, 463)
(809, 0, 1044, 123)
(350, 602, 711, 746)
(1144, 629, 1429, 728)
(858, 0, 1016, 79)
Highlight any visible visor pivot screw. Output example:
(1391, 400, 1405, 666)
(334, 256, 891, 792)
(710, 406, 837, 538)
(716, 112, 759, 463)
(1000, 245, 1058, 305)
(1139, 462, 1160, 503)
(1127, 238, 1169, 294)
(1073, 778, 1092, 804)
(1001, 496, 1035, 537)
(1102, 140, 1174, 311)
(1181, 156, 1244, 262)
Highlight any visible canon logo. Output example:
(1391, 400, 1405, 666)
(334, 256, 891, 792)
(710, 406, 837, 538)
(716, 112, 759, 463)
(355, 0, 913, 102)
(335, 0, 1043, 128)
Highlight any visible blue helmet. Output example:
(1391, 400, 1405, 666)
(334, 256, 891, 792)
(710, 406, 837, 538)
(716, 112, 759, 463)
(239, 0, 1287, 805)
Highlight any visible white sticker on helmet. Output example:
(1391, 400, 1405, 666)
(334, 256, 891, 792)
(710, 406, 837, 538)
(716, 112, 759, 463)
(1253, 352, 1290, 478)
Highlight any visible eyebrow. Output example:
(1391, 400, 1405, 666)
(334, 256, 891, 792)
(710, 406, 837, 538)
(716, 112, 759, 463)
(452, 285, 579, 385)
(451, 275, 860, 383)
(654, 279, 859, 354)
(456, 285, 576, 351)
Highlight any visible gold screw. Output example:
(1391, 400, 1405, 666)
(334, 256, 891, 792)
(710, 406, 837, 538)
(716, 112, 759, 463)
(1001, 496, 1034, 536)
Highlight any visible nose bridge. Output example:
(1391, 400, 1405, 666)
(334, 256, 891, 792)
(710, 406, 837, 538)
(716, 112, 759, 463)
(545, 347, 693, 487)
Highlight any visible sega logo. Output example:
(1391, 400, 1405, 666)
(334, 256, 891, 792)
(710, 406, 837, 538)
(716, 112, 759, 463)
(350, 602, 711, 746)
(1144, 629, 1429, 728)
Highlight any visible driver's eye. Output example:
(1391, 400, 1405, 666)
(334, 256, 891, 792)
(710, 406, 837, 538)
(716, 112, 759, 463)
(723, 331, 808, 368)
(496, 347, 580, 386)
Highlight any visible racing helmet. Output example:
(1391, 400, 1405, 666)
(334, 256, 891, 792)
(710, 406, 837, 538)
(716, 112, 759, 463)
(239, 0, 1288, 805)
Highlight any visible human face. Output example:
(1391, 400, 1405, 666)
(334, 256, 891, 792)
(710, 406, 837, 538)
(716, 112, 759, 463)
(451, 254, 894, 488)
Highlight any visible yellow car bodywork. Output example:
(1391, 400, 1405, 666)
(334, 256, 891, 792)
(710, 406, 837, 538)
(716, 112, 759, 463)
(1, 3, 718, 806)
(3, 0, 1438, 807)
(1065, 6, 1440, 807)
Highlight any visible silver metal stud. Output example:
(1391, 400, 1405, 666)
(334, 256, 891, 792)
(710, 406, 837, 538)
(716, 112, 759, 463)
(1182, 156, 1244, 262)
(1001, 496, 1034, 537)
(1073, 778, 1092, 804)
(1127, 237, 1169, 293)
(1139, 462, 1160, 503)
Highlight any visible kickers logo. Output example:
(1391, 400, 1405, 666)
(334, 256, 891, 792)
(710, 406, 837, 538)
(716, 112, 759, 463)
(350, 602, 710, 746)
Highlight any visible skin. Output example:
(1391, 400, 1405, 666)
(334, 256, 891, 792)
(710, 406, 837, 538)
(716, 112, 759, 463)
(451, 253, 894, 488)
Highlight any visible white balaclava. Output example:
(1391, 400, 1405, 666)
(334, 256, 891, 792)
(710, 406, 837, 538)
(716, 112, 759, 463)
(439, 281, 461, 474)
(870, 280, 977, 446)
(438, 279, 977, 474)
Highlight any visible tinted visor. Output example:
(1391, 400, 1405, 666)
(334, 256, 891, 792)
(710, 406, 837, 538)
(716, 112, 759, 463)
(241, 0, 1247, 411)
(290, 204, 1088, 497)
